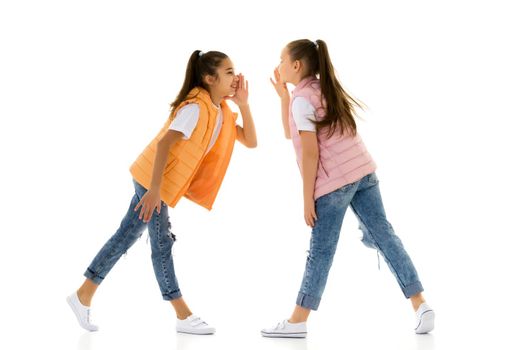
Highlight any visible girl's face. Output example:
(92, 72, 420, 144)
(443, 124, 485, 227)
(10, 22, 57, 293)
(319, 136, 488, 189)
(278, 47, 301, 85)
(205, 58, 239, 98)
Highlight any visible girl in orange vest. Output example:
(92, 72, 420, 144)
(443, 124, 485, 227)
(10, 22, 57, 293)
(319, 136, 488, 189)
(67, 50, 257, 335)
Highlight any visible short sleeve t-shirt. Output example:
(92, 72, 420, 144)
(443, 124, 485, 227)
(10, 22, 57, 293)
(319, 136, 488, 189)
(168, 103, 223, 153)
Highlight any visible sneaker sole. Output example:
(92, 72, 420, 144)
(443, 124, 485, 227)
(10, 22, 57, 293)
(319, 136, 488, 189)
(415, 310, 435, 334)
(176, 328, 215, 335)
(261, 331, 307, 338)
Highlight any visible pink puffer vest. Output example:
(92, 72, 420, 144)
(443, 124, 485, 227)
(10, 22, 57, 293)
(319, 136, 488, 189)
(289, 76, 377, 199)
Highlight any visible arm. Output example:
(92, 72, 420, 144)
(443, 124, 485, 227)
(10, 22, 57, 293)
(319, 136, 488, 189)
(228, 73, 257, 148)
(236, 104, 257, 148)
(270, 68, 291, 139)
(280, 95, 291, 139)
(134, 130, 183, 222)
(299, 131, 319, 227)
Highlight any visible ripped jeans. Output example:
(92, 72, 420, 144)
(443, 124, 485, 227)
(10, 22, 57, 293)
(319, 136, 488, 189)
(84, 179, 181, 300)
(296, 173, 423, 310)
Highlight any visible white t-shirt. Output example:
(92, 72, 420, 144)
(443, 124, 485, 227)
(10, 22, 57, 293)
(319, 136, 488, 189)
(291, 97, 317, 132)
(168, 103, 223, 153)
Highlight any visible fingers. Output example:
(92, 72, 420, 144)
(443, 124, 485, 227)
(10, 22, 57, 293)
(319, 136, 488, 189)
(273, 67, 280, 80)
(305, 214, 315, 227)
(139, 204, 146, 221)
(134, 197, 144, 212)
(240, 74, 247, 91)
(135, 197, 147, 221)
(304, 208, 317, 227)
(134, 193, 160, 223)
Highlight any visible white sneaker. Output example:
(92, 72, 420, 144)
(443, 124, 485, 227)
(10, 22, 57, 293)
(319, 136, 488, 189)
(66, 292, 98, 332)
(261, 319, 307, 338)
(176, 315, 215, 335)
(415, 303, 435, 334)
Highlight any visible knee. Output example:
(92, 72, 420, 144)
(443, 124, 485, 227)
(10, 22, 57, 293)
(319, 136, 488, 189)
(150, 230, 176, 255)
(309, 245, 337, 260)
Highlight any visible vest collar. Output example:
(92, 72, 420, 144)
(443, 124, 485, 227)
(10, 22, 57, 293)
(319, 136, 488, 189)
(293, 76, 317, 95)
(189, 87, 221, 109)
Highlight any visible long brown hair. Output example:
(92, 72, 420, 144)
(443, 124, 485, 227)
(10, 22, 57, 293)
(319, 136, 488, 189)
(170, 50, 228, 112)
(287, 39, 363, 137)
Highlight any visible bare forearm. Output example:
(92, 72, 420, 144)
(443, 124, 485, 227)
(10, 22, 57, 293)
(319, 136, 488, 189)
(281, 96, 291, 139)
(150, 141, 170, 191)
(302, 152, 318, 201)
(238, 104, 257, 147)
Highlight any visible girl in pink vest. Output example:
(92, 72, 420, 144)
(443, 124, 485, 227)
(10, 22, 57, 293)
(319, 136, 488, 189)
(262, 39, 434, 338)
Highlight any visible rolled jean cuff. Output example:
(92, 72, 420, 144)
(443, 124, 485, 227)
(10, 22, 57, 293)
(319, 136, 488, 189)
(84, 269, 104, 285)
(403, 281, 424, 298)
(163, 289, 182, 301)
(296, 292, 321, 311)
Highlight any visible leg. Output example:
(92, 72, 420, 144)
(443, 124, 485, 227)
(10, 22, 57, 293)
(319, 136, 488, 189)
(294, 182, 357, 319)
(350, 173, 424, 299)
(289, 305, 311, 323)
(410, 292, 426, 311)
(69, 180, 147, 331)
(147, 201, 183, 310)
(146, 204, 215, 334)
(82, 181, 148, 299)
(77, 278, 98, 307)
(261, 183, 358, 338)
(352, 174, 434, 333)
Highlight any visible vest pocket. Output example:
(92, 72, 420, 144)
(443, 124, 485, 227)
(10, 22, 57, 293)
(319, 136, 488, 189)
(163, 158, 179, 175)
(318, 158, 329, 178)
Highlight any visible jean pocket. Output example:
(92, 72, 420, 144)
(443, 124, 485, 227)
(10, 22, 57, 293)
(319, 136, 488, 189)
(318, 158, 329, 179)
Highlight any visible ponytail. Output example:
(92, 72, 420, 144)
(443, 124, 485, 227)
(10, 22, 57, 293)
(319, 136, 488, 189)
(170, 50, 228, 112)
(287, 39, 362, 137)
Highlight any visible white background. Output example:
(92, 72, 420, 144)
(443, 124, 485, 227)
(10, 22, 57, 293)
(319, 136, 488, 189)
(1, 0, 524, 349)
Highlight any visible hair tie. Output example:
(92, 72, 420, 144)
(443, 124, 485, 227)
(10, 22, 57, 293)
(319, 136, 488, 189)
(199, 51, 205, 57)
(314, 41, 319, 49)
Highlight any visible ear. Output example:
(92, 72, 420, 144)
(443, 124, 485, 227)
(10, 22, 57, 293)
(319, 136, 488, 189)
(203, 74, 216, 86)
(293, 60, 302, 72)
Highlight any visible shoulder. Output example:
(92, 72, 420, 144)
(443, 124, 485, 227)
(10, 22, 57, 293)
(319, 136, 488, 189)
(175, 103, 200, 118)
(292, 96, 315, 115)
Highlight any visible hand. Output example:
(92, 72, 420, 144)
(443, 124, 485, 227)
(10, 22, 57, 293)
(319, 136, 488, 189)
(227, 73, 249, 107)
(304, 198, 317, 227)
(270, 68, 289, 99)
(134, 189, 162, 223)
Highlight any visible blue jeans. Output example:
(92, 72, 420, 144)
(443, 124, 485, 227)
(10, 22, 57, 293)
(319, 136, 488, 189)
(296, 173, 423, 310)
(84, 179, 181, 300)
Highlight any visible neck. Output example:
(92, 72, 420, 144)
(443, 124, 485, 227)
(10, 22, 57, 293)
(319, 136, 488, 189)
(209, 91, 222, 108)
(290, 74, 312, 86)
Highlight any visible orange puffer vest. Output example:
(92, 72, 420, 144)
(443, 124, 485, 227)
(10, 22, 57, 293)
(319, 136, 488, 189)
(130, 87, 237, 210)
